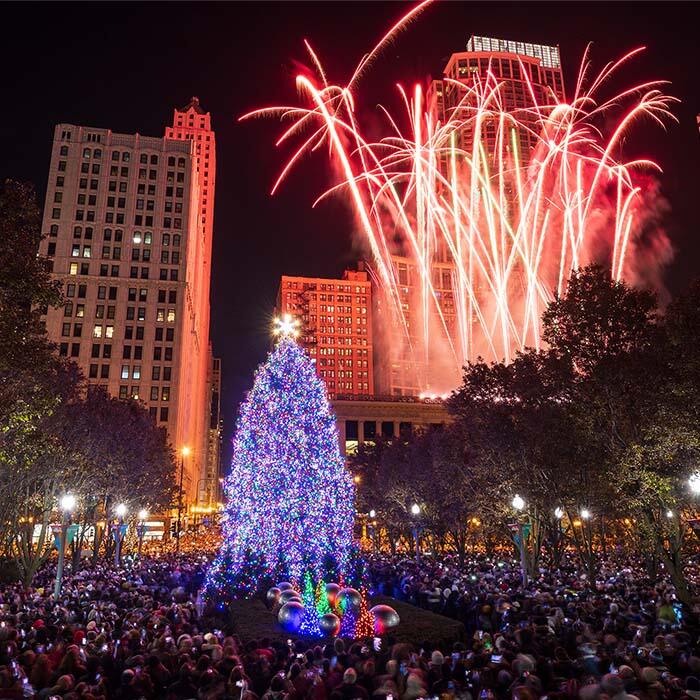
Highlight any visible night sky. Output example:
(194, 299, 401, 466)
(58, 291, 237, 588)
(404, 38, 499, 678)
(2, 2, 699, 459)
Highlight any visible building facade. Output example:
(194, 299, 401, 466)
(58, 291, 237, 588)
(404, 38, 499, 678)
(331, 397, 451, 456)
(203, 350, 222, 506)
(276, 270, 373, 399)
(38, 98, 216, 504)
(377, 37, 566, 397)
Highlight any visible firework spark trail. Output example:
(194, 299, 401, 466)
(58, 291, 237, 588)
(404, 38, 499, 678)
(242, 3, 678, 393)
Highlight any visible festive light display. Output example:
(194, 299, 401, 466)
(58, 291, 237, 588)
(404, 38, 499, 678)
(243, 0, 677, 392)
(205, 337, 355, 598)
(300, 572, 322, 636)
(355, 587, 375, 638)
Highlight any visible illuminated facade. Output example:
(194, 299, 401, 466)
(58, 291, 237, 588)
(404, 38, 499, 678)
(378, 37, 565, 397)
(204, 351, 222, 505)
(276, 270, 373, 399)
(332, 397, 451, 455)
(38, 98, 216, 504)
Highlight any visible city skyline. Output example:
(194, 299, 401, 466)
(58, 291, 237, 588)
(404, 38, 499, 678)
(2, 1, 699, 457)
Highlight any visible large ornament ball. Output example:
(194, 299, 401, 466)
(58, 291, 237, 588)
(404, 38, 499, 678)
(279, 589, 302, 605)
(325, 583, 341, 606)
(337, 588, 362, 612)
(319, 613, 341, 636)
(278, 601, 305, 633)
(369, 605, 400, 633)
(278, 582, 293, 591)
(266, 587, 282, 607)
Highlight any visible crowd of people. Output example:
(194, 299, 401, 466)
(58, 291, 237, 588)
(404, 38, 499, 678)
(0, 549, 699, 700)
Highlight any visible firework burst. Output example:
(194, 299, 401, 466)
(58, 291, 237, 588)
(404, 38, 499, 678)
(243, 2, 677, 393)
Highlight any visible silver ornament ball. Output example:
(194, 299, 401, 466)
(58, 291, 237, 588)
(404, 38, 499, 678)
(279, 589, 302, 605)
(319, 612, 341, 636)
(278, 601, 305, 633)
(337, 587, 362, 612)
(369, 604, 400, 633)
(325, 583, 341, 606)
(266, 587, 282, 607)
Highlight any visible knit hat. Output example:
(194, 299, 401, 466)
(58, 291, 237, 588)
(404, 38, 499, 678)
(431, 650, 444, 666)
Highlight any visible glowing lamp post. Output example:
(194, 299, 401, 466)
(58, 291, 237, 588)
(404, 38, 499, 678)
(176, 446, 190, 553)
(112, 503, 127, 566)
(410, 503, 421, 562)
(53, 494, 76, 600)
(136, 509, 148, 558)
(511, 495, 528, 587)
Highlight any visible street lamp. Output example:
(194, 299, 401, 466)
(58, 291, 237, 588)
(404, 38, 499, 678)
(176, 447, 190, 553)
(53, 494, 76, 600)
(410, 503, 421, 562)
(580, 508, 591, 520)
(554, 507, 564, 519)
(113, 503, 127, 566)
(689, 473, 700, 494)
(137, 509, 148, 557)
(666, 510, 674, 519)
(511, 495, 528, 587)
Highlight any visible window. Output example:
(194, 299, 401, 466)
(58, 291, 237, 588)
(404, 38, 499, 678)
(153, 347, 162, 361)
(91, 344, 100, 358)
(66, 284, 76, 298)
(165, 328, 174, 342)
(72, 244, 80, 257)
(136, 326, 144, 340)
(137, 307, 146, 321)
(155, 328, 163, 341)
(89, 364, 98, 378)
(167, 309, 175, 322)
(93, 325, 103, 338)
(156, 309, 165, 322)
(100, 365, 109, 379)
(105, 325, 114, 338)
(64, 302, 73, 317)
(59, 343, 68, 356)
(152, 366, 161, 380)
(119, 386, 128, 399)
(75, 304, 84, 318)
(164, 347, 172, 361)
(61, 323, 70, 336)
(78, 284, 87, 298)
(123, 345, 131, 359)
(80, 263, 89, 275)
(69, 263, 78, 275)
(121, 366, 129, 379)
(169, 269, 178, 281)
(160, 407, 169, 422)
(108, 286, 117, 300)
(133, 366, 141, 380)
(100, 264, 108, 276)
(150, 387, 159, 400)
(82, 246, 91, 258)
(73, 323, 82, 337)
(103, 345, 112, 359)
(59, 145, 68, 156)
(163, 366, 171, 381)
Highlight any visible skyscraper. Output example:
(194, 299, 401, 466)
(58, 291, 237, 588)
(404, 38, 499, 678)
(377, 37, 566, 396)
(276, 270, 373, 399)
(38, 98, 216, 504)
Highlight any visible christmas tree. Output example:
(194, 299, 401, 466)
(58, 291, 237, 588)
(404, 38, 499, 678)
(205, 335, 355, 598)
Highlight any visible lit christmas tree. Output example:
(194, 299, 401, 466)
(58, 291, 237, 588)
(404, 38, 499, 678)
(205, 333, 356, 598)
(316, 579, 332, 616)
(300, 572, 321, 636)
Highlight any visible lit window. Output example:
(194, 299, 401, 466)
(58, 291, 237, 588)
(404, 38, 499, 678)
(105, 325, 114, 339)
(82, 246, 91, 258)
(121, 366, 129, 379)
(133, 231, 142, 244)
(167, 309, 175, 323)
(161, 387, 170, 401)
(71, 245, 80, 257)
(93, 325, 103, 338)
(69, 263, 78, 275)
(133, 366, 141, 380)
(157, 309, 165, 322)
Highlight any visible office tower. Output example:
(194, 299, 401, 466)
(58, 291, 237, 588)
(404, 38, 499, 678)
(276, 270, 373, 399)
(38, 98, 216, 504)
(205, 350, 222, 505)
(378, 37, 565, 397)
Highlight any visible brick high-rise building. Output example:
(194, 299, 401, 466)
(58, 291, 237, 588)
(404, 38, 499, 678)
(38, 98, 216, 505)
(276, 270, 373, 399)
